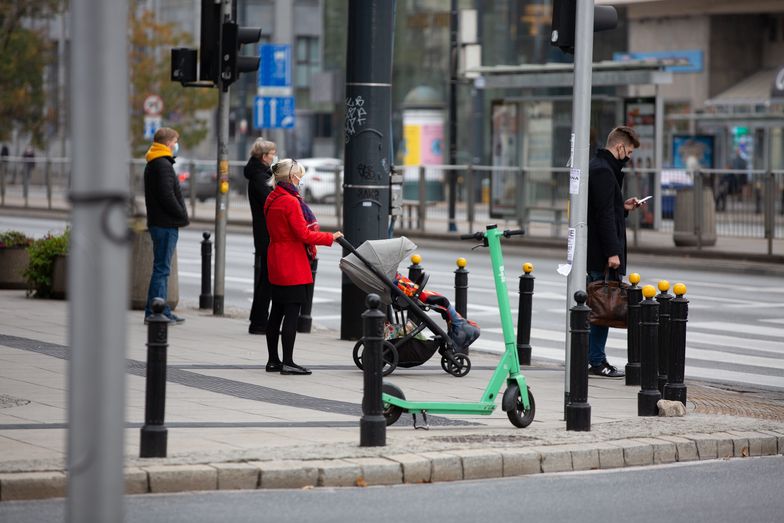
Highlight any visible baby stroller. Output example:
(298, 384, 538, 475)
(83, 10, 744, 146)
(338, 236, 479, 377)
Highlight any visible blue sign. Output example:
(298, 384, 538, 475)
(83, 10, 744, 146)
(613, 50, 703, 73)
(258, 44, 291, 87)
(254, 96, 295, 129)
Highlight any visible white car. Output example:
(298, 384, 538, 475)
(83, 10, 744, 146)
(297, 158, 343, 203)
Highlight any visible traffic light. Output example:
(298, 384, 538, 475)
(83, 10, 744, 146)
(220, 21, 261, 90)
(550, 0, 618, 54)
(199, 0, 222, 82)
(171, 48, 197, 83)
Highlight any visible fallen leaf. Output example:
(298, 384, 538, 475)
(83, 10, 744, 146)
(355, 476, 368, 487)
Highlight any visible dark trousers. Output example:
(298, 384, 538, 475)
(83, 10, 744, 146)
(249, 244, 271, 328)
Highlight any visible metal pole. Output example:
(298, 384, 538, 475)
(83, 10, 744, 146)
(516, 262, 534, 366)
(447, 0, 458, 232)
(625, 273, 642, 386)
(566, 291, 591, 431)
(638, 285, 661, 416)
(563, 0, 594, 411)
(213, 0, 232, 316)
(663, 283, 688, 404)
(359, 294, 386, 446)
(67, 0, 129, 520)
(654, 85, 664, 230)
(655, 281, 672, 395)
(140, 299, 169, 458)
(340, 0, 395, 340)
(200, 232, 213, 310)
(454, 258, 468, 319)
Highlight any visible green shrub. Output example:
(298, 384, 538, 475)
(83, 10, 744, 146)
(24, 229, 70, 298)
(0, 231, 33, 249)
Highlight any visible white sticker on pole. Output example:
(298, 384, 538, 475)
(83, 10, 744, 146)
(568, 133, 575, 168)
(557, 227, 577, 276)
(569, 168, 581, 195)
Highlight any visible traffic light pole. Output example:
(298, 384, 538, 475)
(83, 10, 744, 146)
(447, 0, 458, 233)
(563, 0, 594, 410)
(212, 0, 232, 315)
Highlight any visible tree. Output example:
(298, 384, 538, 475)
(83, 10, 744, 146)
(129, 3, 215, 156)
(0, 1, 61, 147)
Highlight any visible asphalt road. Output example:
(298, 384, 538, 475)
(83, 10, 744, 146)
(2, 456, 782, 522)
(2, 216, 783, 393)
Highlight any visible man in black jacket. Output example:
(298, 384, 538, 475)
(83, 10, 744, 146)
(144, 127, 189, 325)
(587, 126, 644, 377)
(245, 138, 277, 334)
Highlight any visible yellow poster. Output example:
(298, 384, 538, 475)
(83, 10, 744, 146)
(403, 125, 421, 166)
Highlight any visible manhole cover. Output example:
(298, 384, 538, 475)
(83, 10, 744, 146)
(690, 385, 784, 421)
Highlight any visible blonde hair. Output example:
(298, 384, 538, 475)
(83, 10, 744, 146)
(267, 158, 304, 188)
(153, 127, 179, 144)
(249, 138, 276, 159)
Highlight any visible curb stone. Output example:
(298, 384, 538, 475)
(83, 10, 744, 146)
(124, 467, 149, 495)
(309, 459, 362, 487)
(383, 453, 431, 484)
(498, 448, 541, 477)
(211, 462, 259, 490)
(251, 460, 318, 489)
(708, 432, 736, 459)
(144, 464, 217, 494)
(418, 452, 462, 482)
(684, 433, 719, 460)
(757, 429, 784, 454)
(0, 471, 67, 501)
(450, 449, 503, 480)
(534, 446, 572, 473)
(344, 458, 402, 486)
(564, 445, 600, 471)
(609, 439, 654, 467)
(631, 438, 677, 464)
(656, 436, 699, 462)
(594, 443, 625, 469)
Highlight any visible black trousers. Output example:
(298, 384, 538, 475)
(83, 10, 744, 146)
(249, 244, 271, 327)
(266, 301, 302, 365)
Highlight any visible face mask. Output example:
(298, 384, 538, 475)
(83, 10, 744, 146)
(271, 155, 279, 165)
(618, 145, 630, 165)
(171, 143, 179, 157)
(292, 173, 303, 188)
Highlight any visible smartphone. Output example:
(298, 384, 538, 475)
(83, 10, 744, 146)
(636, 195, 652, 204)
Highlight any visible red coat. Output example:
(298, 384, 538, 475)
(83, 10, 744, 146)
(264, 185, 333, 286)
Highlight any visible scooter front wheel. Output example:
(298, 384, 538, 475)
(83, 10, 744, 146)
(382, 382, 406, 426)
(504, 384, 535, 428)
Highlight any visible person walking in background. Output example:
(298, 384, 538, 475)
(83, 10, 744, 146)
(263, 159, 343, 375)
(245, 138, 277, 334)
(587, 126, 644, 378)
(143, 127, 189, 325)
(21, 146, 35, 190)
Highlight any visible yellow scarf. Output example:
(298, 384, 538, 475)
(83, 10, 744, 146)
(145, 142, 172, 162)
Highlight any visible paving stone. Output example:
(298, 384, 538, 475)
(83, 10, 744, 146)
(345, 458, 402, 486)
(726, 431, 771, 456)
(252, 460, 318, 489)
(211, 462, 259, 490)
(144, 464, 217, 494)
(499, 448, 541, 477)
(124, 467, 149, 495)
(451, 449, 503, 480)
(632, 438, 677, 464)
(0, 471, 67, 501)
(383, 453, 431, 484)
(567, 445, 599, 471)
(535, 446, 573, 473)
(757, 430, 784, 455)
(709, 433, 735, 459)
(312, 460, 362, 487)
(419, 452, 462, 482)
(594, 443, 625, 469)
(610, 439, 654, 467)
(657, 436, 698, 462)
(684, 434, 718, 460)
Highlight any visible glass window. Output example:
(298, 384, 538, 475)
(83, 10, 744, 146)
(295, 36, 320, 88)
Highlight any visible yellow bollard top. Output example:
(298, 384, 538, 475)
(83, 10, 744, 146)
(673, 282, 687, 296)
(628, 272, 641, 285)
(456, 257, 467, 268)
(411, 254, 422, 265)
(642, 285, 657, 299)
(523, 262, 534, 274)
(658, 280, 670, 292)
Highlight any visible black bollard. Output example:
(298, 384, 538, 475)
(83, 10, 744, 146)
(407, 254, 423, 283)
(140, 298, 169, 458)
(638, 285, 661, 416)
(664, 283, 689, 404)
(454, 257, 468, 319)
(516, 262, 535, 366)
(360, 293, 386, 447)
(625, 272, 642, 386)
(297, 258, 318, 333)
(566, 291, 591, 431)
(199, 232, 213, 310)
(655, 281, 672, 395)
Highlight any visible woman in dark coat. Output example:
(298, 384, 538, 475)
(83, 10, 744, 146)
(245, 138, 276, 334)
(264, 159, 343, 375)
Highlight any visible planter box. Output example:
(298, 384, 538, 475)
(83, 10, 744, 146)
(129, 230, 179, 311)
(0, 247, 30, 289)
(51, 254, 67, 300)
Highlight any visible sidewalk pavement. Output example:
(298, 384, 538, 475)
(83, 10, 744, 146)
(1, 291, 783, 501)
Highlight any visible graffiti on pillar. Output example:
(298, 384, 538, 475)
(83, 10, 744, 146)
(344, 95, 368, 143)
(357, 163, 379, 181)
(358, 188, 380, 201)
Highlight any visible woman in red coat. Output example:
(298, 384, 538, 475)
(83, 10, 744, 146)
(264, 159, 343, 375)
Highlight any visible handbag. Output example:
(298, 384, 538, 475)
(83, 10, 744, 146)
(586, 270, 629, 329)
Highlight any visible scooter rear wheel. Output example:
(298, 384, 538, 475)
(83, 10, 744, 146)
(353, 340, 399, 376)
(382, 382, 406, 426)
(504, 384, 536, 428)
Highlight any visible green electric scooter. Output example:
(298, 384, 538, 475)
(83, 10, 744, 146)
(382, 225, 535, 429)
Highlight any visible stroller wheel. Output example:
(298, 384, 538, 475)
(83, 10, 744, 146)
(442, 353, 471, 377)
(382, 382, 406, 426)
(504, 384, 536, 428)
(352, 340, 399, 376)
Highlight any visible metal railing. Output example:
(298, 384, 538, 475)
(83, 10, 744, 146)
(2, 157, 782, 254)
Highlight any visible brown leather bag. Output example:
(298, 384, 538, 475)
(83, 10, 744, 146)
(586, 271, 629, 329)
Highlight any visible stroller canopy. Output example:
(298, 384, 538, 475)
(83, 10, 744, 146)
(339, 236, 417, 304)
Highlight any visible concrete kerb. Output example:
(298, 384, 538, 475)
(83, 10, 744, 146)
(1, 430, 782, 501)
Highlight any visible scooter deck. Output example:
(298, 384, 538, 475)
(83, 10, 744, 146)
(381, 394, 496, 415)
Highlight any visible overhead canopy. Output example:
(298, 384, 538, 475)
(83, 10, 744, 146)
(706, 68, 784, 107)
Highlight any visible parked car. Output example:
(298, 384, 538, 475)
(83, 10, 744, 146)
(174, 159, 217, 202)
(298, 158, 343, 203)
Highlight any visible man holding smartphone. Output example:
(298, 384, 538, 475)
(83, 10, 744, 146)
(586, 126, 644, 378)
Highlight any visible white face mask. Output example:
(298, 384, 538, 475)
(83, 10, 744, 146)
(271, 155, 279, 165)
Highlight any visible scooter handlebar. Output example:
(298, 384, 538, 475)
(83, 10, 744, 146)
(459, 232, 484, 241)
(503, 229, 526, 238)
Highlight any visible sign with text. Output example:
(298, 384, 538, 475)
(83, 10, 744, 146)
(258, 44, 291, 89)
(253, 95, 295, 129)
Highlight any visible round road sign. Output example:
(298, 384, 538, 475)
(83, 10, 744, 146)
(143, 94, 164, 116)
